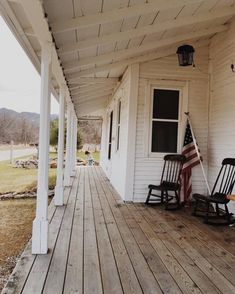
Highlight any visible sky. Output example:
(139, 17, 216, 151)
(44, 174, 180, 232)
(0, 16, 59, 114)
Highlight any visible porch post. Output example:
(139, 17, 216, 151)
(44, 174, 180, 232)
(71, 114, 77, 176)
(70, 113, 75, 176)
(64, 104, 72, 186)
(74, 116, 77, 169)
(32, 42, 52, 254)
(54, 85, 66, 206)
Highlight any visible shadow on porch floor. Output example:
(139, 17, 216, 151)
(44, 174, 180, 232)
(2, 166, 235, 294)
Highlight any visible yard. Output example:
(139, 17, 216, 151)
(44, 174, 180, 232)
(0, 159, 56, 195)
(0, 156, 54, 291)
(0, 150, 100, 291)
(0, 198, 36, 292)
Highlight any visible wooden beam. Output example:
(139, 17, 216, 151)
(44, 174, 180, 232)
(51, 0, 201, 33)
(65, 25, 226, 72)
(67, 39, 209, 79)
(68, 77, 118, 85)
(19, 0, 71, 102)
(59, 6, 235, 55)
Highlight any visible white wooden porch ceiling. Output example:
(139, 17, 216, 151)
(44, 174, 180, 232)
(3, 0, 235, 116)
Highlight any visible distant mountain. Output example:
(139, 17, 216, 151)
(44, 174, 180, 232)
(0, 108, 102, 146)
(0, 108, 58, 144)
(0, 108, 58, 125)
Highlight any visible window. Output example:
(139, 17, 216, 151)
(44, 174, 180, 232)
(151, 88, 180, 153)
(108, 111, 113, 159)
(116, 100, 121, 151)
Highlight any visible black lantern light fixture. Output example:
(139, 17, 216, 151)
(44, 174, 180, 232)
(176, 44, 195, 67)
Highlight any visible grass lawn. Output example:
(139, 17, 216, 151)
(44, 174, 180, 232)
(77, 150, 100, 162)
(0, 159, 56, 194)
(50, 150, 100, 161)
(0, 150, 100, 194)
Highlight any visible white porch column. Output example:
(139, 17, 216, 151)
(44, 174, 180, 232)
(64, 104, 72, 186)
(54, 86, 66, 206)
(32, 42, 52, 254)
(74, 116, 78, 169)
(70, 114, 77, 176)
(70, 113, 75, 176)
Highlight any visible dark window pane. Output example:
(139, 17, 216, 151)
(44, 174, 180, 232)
(153, 89, 179, 119)
(108, 111, 113, 159)
(151, 121, 178, 153)
(117, 126, 120, 150)
(118, 101, 121, 124)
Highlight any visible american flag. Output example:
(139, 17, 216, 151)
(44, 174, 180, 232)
(181, 121, 201, 202)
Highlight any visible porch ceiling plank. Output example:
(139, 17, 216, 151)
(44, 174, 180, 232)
(72, 92, 113, 101)
(58, 6, 235, 55)
(50, 0, 201, 33)
(74, 92, 112, 103)
(77, 101, 106, 110)
(68, 77, 119, 85)
(75, 101, 108, 110)
(64, 25, 225, 72)
(70, 82, 116, 91)
(69, 81, 116, 91)
(73, 92, 110, 101)
(71, 85, 115, 96)
(73, 95, 112, 105)
(66, 39, 210, 79)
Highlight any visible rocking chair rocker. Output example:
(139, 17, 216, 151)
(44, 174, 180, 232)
(145, 154, 186, 210)
(193, 158, 235, 225)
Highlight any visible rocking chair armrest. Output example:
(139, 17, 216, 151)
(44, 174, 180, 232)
(227, 195, 235, 201)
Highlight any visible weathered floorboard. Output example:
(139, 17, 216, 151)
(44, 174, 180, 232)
(2, 167, 235, 294)
(63, 167, 84, 294)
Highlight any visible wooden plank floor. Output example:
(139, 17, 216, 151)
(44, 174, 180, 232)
(2, 166, 235, 294)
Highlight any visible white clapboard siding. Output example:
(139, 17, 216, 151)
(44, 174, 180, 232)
(133, 46, 209, 202)
(209, 21, 235, 214)
(100, 67, 131, 199)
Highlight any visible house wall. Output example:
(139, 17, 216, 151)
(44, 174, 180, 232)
(209, 22, 235, 214)
(133, 46, 210, 202)
(100, 65, 139, 200)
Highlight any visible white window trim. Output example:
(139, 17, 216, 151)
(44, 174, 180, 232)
(107, 110, 114, 160)
(116, 99, 122, 152)
(143, 79, 189, 158)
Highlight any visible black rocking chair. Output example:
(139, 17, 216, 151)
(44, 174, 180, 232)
(145, 154, 186, 210)
(193, 158, 235, 225)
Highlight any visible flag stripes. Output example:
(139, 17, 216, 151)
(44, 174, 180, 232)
(181, 121, 201, 201)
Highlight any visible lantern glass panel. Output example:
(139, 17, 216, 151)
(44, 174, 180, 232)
(177, 45, 194, 66)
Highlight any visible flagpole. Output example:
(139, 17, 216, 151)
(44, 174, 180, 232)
(184, 112, 211, 194)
